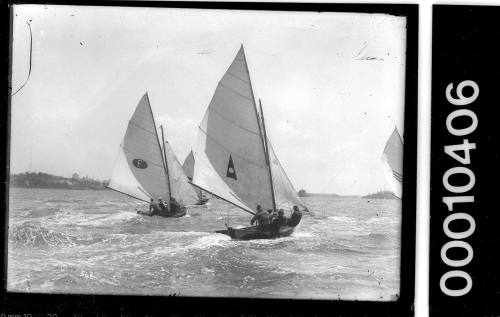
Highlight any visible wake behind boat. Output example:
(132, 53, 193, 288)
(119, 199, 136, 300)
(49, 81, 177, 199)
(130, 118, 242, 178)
(107, 93, 199, 217)
(190, 45, 307, 240)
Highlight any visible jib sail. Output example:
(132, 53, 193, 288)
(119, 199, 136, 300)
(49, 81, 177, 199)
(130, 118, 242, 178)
(164, 142, 198, 206)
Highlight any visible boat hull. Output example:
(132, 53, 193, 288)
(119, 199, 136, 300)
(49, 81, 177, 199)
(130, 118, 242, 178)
(195, 198, 209, 205)
(215, 225, 295, 240)
(137, 207, 187, 218)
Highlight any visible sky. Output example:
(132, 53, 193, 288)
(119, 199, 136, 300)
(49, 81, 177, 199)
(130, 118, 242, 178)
(10, 5, 406, 196)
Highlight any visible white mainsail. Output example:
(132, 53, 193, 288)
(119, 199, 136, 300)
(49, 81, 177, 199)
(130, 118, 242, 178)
(193, 45, 273, 213)
(191, 45, 306, 214)
(109, 93, 170, 201)
(164, 142, 199, 206)
(381, 127, 404, 198)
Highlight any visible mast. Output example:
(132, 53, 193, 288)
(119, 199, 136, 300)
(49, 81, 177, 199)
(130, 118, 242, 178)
(145, 92, 171, 200)
(259, 99, 277, 212)
(161, 125, 173, 202)
(241, 44, 277, 212)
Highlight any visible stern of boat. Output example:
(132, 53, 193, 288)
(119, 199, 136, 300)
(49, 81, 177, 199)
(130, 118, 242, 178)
(215, 225, 294, 240)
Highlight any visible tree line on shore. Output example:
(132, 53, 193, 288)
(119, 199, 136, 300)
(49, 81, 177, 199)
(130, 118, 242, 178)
(10, 172, 109, 190)
(298, 188, 397, 199)
(10, 172, 396, 198)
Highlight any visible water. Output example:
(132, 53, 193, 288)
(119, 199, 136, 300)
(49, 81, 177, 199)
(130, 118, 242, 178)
(7, 188, 401, 301)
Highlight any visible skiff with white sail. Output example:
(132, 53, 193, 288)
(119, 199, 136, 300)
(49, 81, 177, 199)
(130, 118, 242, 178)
(381, 127, 403, 199)
(107, 92, 199, 217)
(189, 45, 307, 239)
(182, 150, 209, 205)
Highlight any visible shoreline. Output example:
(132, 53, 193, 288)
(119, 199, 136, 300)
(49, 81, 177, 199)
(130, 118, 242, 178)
(9, 186, 108, 191)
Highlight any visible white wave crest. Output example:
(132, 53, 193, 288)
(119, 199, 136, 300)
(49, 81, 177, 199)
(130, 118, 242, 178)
(152, 233, 230, 255)
(48, 210, 139, 228)
(328, 216, 355, 223)
(366, 217, 394, 225)
(292, 231, 314, 238)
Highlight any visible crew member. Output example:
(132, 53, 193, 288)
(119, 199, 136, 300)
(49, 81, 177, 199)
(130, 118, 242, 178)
(158, 197, 168, 216)
(271, 209, 287, 233)
(170, 197, 181, 214)
(138, 198, 159, 216)
(250, 205, 270, 227)
(267, 209, 277, 222)
(149, 198, 159, 216)
(287, 205, 303, 227)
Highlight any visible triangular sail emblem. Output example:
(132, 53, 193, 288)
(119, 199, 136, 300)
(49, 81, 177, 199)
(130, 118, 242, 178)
(226, 155, 237, 180)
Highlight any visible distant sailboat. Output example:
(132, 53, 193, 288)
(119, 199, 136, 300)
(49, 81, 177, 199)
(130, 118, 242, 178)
(107, 92, 198, 217)
(381, 127, 403, 199)
(182, 150, 209, 205)
(190, 45, 307, 239)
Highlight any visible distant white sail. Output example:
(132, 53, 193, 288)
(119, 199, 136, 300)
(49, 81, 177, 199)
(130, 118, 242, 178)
(182, 150, 195, 181)
(267, 139, 307, 211)
(108, 93, 170, 201)
(182, 150, 204, 200)
(381, 127, 403, 198)
(193, 46, 274, 213)
(164, 142, 199, 206)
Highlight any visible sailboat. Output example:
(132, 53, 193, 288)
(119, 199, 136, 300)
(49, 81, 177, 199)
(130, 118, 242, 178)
(189, 45, 307, 240)
(107, 92, 199, 217)
(381, 127, 404, 199)
(182, 150, 209, 205)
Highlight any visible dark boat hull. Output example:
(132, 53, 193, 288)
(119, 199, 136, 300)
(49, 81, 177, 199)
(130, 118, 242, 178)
(163, 208, 187, 218)
(195, 198, 209, 205)
(215, 225, 296, 240)
(137, 207, 187, 218)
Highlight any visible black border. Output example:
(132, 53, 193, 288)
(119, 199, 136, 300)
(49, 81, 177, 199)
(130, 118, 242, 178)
(1, 2, 418, 316)
(430, 5, 500, 316)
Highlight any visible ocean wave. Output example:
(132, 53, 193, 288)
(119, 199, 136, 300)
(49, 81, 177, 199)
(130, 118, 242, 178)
(45, 199, 68, 203)
(367, 233, 390, 241)
(328, 216, 355, 223)
(57, 212, 141, 228)
(72, 205, 102, 212)
(73, 234, 108, 246)
(9, 221, 115, 248)
(365, 217, 396, 225)
(94, 201, 130, 207)
(191, 234, 231, 249)
(287, 237, 368, 256)
(152, 233, 230, 256)
(293, 232, 314, 239)
(9, 222, 75, 248)
(23, 207, 63, 218)
(52, 275, 79, 287)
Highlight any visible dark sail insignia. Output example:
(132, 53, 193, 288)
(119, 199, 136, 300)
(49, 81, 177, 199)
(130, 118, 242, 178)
(226, 155, 237, 180)
(132, 158, 148, 169)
